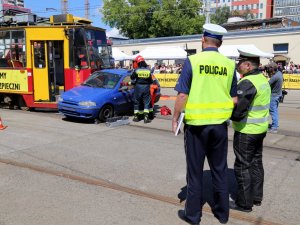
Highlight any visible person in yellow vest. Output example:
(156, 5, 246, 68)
(230, 47, 271, 213)
(172, 24, 237, 225)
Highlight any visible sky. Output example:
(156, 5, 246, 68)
(24, 0, 112, 31)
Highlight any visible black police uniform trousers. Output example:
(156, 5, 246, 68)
(184, 123, 229, 224)
(133, 84, 151, 114)
(233, 131, 266, 208)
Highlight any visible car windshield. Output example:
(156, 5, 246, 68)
(82, 72, 121, 89)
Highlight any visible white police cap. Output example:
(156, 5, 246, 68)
(203, 23, 227, 40)
(237, 45, 274, 60)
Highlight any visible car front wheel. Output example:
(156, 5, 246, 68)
(98, 104, 114, 122)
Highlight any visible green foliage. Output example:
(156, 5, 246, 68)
(211, 6, 230, 25)
(230, 8, 254, 20)
(101, 0, 205, 38)
(244, 7, 255, 20)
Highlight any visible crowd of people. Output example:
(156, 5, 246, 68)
(259, 61, 300, 76)
(283, 61, 300, 74)
(114, 62, 183, 74)
(151, 63, 183, 74)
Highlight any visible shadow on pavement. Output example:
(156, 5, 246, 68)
(177, 169, 238, 206)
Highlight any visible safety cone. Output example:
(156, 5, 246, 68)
(0, 117, 7, 130)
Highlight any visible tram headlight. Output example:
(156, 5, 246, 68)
(58, 96, 63, 102)
(79, 101, 96, 106)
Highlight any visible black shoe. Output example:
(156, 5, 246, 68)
(214, 214, 228, 224)
(177, 210, 200, 225)
(229, 201, 252, 213)
(212, 208, 228, 224)
(253, 200, 262, 206)
(217, 218, 228, 224)
(133, 115, 140, 122)
(144, 114, 151, 123)
(149, 112, 154, 120)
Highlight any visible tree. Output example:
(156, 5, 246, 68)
(101, 0, 205, 39)
(244, 7, 255, 20)
(211, 6, 230, 25)
(230, 8, 254, 20)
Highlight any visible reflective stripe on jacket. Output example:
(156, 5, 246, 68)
(185, 51, 235, 125)
(232, 73, 271, 134)
(135, 68, 152, 85)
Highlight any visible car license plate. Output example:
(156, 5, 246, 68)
(62, 106, 76, 111)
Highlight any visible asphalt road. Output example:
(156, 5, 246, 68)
(0, 107, 299, 225)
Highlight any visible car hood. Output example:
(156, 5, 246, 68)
(62, 86, 113, 102)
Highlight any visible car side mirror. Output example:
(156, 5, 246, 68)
(119, 86, 128, 91)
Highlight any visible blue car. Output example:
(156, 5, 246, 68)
(58, 69, 135, 122)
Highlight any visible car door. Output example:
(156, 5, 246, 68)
(113, 75, 134, 113)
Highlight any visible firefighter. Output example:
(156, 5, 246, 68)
(131, 55, 152, 123)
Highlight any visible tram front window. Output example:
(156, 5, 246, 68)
(85, 29, 110, 69)
(0, 30, 26, 68)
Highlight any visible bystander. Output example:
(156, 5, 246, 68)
(268, 62, 283, 133)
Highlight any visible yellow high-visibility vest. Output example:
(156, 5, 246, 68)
(232, 74, 271, 134)
(185, 51, 235, 125)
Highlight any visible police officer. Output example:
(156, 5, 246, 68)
(131, 55, 152, 123)
(172, 24, 237, 225)
(230, 47, 271, 212)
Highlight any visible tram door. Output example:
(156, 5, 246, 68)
(32, 41, 64, 102)
(47, 41, 64, 101)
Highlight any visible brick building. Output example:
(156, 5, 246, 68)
(209, 0, 273, 19)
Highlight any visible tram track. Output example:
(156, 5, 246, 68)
(1, 106, 299, 155)
(129, 123, 300, 156)
(0, 157, 286, 225)
(1, 107, 299, 156)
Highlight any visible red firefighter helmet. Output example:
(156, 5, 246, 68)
(133, 55, 145, 69)
(135, 55, 145, 64)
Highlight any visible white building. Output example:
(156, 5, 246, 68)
(113, 26, 300, 67)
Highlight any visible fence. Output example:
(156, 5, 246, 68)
(154, 73, 300, 90)
(283, 74, 300, 89)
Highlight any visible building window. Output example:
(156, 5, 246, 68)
(273, 43, 289, 54)
(260, 3, 263, 9)
(260, 13, 263, 18)
(257, 3, 259, 9)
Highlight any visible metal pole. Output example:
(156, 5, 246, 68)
(85, 0, 90, 19)
(205, 0, 211, 24)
